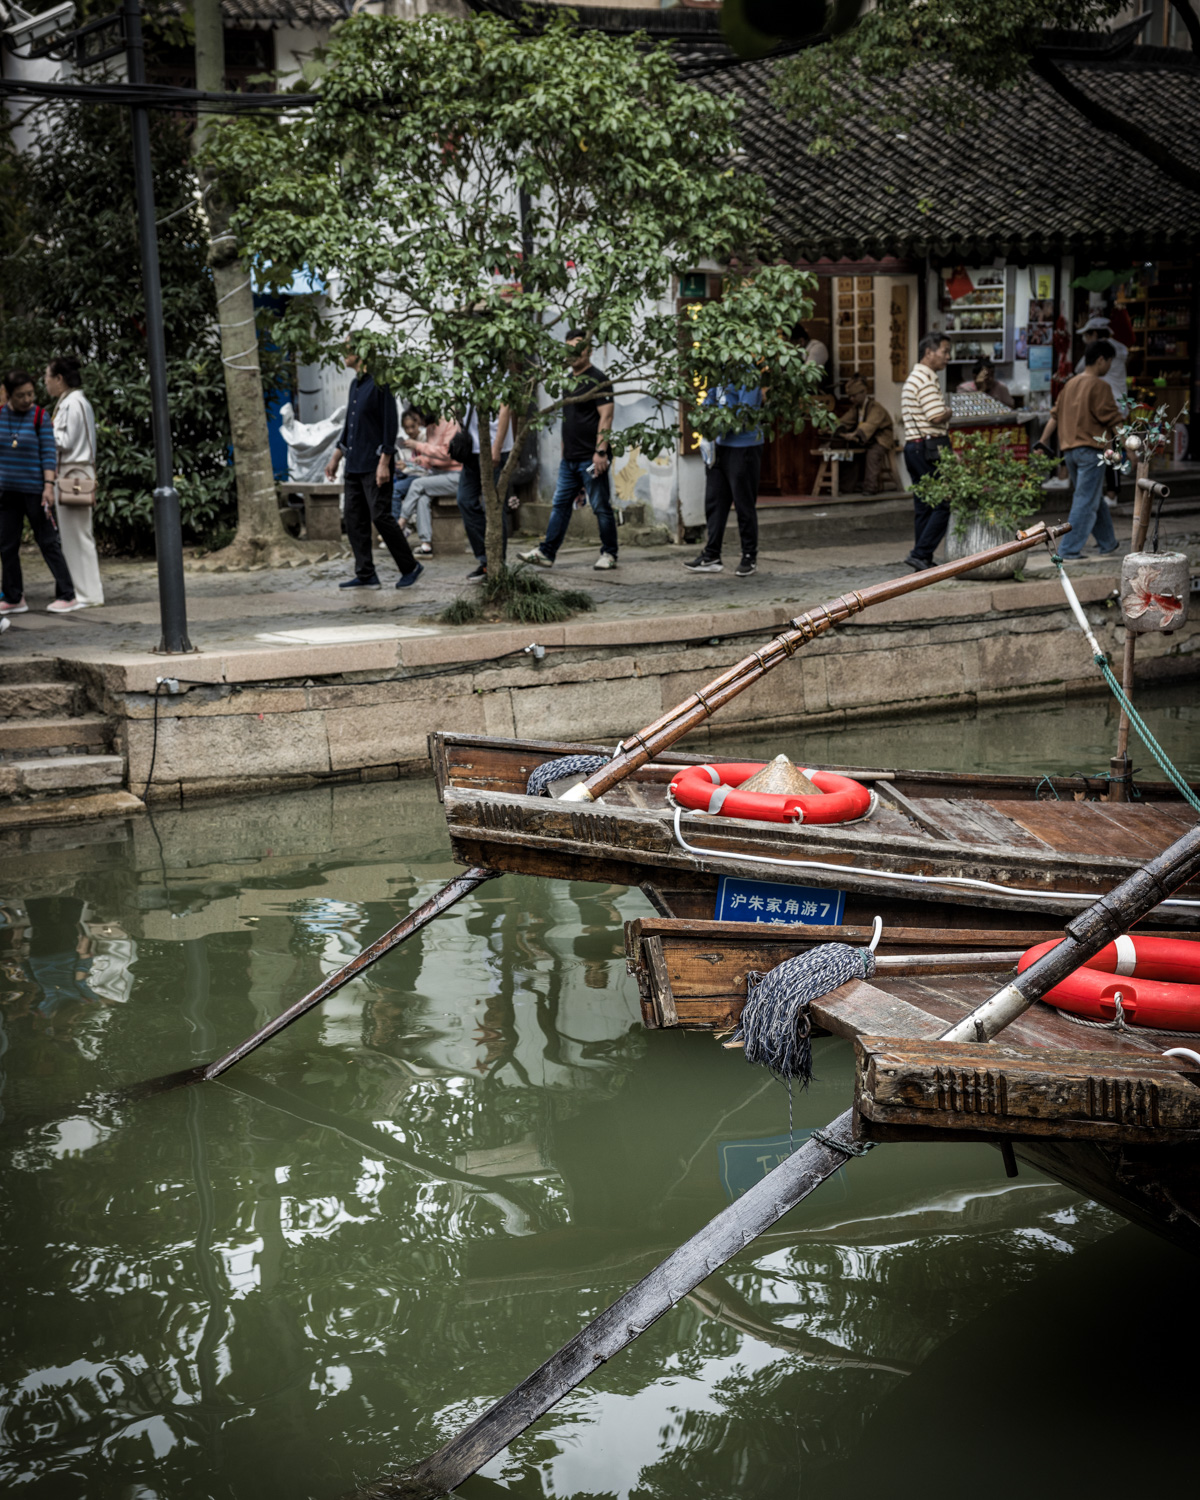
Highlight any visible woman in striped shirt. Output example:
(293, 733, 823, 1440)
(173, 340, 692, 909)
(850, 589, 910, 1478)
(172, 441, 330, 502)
(0, 369, 80, 614)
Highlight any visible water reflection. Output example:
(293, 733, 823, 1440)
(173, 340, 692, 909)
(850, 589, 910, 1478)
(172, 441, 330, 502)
(2, 686, 1193, 1499)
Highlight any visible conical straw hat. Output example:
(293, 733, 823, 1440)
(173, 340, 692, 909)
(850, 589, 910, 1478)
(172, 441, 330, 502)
(738, 754, 821, 797)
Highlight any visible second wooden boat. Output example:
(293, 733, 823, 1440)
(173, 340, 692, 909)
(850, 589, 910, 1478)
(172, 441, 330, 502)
(624, 916, 1200, 1253)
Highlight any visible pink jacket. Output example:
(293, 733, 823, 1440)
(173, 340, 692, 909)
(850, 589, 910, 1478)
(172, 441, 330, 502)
(408, 419, 462, 473)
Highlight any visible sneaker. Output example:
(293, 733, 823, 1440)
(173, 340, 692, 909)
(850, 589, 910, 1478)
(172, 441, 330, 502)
(519, 546, 553, 567)
(593, 552, 617, 571)
(1096, 543, 1121, 556)
(416, 543, 433, 556)
(339, 575, 381, 589)
(396, 562, 424, 589)
(0, 597, 28, 614)
(734, 556, 756, 577)
(683, 554, 722, 572)
(46, 598, 85, 613)
(466, 564, 487, 582)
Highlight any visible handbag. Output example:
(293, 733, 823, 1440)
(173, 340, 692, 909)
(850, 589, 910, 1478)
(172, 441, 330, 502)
(58, 466, 97, 506)
(56, 391, 98, 505)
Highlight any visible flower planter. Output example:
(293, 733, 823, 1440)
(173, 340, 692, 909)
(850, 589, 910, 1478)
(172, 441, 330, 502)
(945, 517, 1020, 579)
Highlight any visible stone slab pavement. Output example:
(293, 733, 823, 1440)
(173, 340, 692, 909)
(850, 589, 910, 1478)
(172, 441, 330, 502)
(0, 505, 1182, 670)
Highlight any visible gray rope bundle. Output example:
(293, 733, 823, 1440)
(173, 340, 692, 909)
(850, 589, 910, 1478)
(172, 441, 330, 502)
(526, 754, 609, 797)
(735, 943, 877, 1087)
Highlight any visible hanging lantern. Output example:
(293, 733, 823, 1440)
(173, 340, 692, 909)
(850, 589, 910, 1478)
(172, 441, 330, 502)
(1120, 551, 1191, 634)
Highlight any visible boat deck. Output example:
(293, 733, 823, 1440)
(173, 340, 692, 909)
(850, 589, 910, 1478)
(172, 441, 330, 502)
(432, 733, 1200, 927)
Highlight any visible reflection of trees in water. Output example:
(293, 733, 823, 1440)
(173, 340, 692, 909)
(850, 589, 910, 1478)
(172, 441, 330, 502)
(0, 785, 1132, 1498)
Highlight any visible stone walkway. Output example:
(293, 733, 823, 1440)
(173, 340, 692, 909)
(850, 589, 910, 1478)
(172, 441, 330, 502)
(0, 508, 1163, 665)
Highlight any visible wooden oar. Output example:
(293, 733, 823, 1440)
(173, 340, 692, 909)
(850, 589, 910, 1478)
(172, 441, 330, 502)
(125, 523, 1068, 1099)
(119, 866, 496, 1101)
(364, 820, 1200, 1500)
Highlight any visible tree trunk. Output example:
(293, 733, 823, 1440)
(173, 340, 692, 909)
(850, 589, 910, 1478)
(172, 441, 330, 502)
(476, 406, 505, 577)
(193, 0, 296, 566)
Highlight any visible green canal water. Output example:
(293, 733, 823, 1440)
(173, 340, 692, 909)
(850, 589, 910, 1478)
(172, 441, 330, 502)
(3, 686, 1198, 1499)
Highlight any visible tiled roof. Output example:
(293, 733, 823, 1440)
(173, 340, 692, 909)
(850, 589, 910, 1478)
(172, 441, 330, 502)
(162, 0, 347, 24)
(704, 47, 1200, 261)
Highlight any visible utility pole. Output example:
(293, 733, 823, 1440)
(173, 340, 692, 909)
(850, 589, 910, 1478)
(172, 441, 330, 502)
(123, 0, 191, 652)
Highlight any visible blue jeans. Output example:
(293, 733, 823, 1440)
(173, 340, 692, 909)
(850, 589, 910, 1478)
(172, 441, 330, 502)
(390, 473, 413, 521)
(1062, 447, 1117, 557)
(540, 459, 618, 562)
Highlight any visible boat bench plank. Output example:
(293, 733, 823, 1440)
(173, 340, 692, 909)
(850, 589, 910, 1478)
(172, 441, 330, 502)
(855, 1034, 1200, 1143)
(992, 798, 1179, 859)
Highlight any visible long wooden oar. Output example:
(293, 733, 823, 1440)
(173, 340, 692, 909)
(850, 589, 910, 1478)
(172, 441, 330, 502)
(363, 820, 1200, 1500)
(126, 523, 1068, 1099)
(121, 866, 495, 1101)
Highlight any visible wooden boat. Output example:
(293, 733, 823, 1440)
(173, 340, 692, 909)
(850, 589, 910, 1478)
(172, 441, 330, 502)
(431, 732, 1200, 931)
(624, 916, 1200, 1253)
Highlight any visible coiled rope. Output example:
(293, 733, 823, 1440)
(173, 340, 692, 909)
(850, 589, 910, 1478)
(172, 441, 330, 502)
(734, 941, 878, 1088)
(526, 754, 609, 797)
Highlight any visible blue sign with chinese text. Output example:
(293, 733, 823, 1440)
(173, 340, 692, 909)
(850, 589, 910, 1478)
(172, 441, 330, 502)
(714, 875, 845, 926)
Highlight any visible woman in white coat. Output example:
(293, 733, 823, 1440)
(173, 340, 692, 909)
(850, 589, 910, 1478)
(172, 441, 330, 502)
(45, 357, 103, 607)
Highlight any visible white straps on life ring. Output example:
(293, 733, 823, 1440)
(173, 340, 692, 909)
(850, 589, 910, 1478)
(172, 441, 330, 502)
(1113, 933, 1137, 976)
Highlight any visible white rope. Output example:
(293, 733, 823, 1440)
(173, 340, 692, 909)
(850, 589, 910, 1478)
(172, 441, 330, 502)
(217, 278, 252, 306)
(1053, 559, 1107, 659)
(670, 806, 1200, 909)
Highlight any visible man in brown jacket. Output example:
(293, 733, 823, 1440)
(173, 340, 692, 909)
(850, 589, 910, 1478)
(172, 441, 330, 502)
(837, 373, 895, 494)
(1039, 339, 1122, 559)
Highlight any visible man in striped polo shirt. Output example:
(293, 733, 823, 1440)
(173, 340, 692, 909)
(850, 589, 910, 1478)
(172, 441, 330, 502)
(900, 332, 953, 571)
(0, 369, 79, 614)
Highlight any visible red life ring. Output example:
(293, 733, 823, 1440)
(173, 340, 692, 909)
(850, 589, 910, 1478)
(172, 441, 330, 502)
(1017, 934, 1200, 1031)
(668, 762, 875, 826)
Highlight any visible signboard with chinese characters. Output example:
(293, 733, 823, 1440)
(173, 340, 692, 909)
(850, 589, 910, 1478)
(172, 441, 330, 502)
(714, 876, 845, 925)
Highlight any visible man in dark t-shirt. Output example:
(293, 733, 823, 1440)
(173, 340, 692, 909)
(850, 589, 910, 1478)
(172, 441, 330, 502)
(519, 331, 619, 571)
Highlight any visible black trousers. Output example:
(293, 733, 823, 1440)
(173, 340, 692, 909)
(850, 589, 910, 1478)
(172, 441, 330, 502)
(456, 457, 509, 565)
(343, 470, 415, 580)
(703, 444, 762, 562)
(903, 437, 951, 565)
(0, 488, 76, 603)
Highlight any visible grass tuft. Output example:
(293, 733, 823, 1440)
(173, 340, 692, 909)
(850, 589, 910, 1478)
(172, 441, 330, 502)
(437, 565, 594, 627)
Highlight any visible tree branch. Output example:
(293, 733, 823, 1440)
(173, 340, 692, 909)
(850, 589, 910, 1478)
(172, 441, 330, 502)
(1030, 51, 1200, 197)
(1168, 0, 1200, 53)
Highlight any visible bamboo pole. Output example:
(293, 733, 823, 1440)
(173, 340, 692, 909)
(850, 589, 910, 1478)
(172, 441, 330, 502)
(366, 819, 1200, 1500)
(124, 522, 1068, 1099)
(1111, 450, 1157, 799)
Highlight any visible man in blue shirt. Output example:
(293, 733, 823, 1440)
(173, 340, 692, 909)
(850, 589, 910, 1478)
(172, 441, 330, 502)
(684, 379, 765, 577)
(324, 341, 421, 591)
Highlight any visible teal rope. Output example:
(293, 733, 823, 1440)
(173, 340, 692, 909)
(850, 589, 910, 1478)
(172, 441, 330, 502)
(1096, 656, 1200, 813)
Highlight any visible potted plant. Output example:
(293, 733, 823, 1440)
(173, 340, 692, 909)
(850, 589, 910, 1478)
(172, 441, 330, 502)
(916, 433, 1060, 579)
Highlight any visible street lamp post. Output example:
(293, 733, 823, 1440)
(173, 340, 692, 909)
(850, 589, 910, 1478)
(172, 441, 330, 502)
(122, 0, 191, 652)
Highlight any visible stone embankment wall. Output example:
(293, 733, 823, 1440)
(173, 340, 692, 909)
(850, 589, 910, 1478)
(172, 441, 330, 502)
(66, 576, 1200, 803)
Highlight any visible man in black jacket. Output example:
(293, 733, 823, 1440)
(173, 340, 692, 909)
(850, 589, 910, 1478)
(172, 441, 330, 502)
(325, 341, 422, 591)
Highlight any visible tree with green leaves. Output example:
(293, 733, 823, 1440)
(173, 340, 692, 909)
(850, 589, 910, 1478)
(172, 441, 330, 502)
(209, 9, 828, 581)
(725, 0, 1200, 195)
(1, 101, 235, 552)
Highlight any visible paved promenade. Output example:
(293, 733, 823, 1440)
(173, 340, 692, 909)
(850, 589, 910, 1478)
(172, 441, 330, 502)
(0, 512, 1156, 668)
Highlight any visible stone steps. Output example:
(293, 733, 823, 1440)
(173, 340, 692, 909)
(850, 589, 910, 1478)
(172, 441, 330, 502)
(0, 658, 132, 818)
(0, 754, 126, 799)
(0, 679, 89, 719)
(0, 714, 113, 757)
